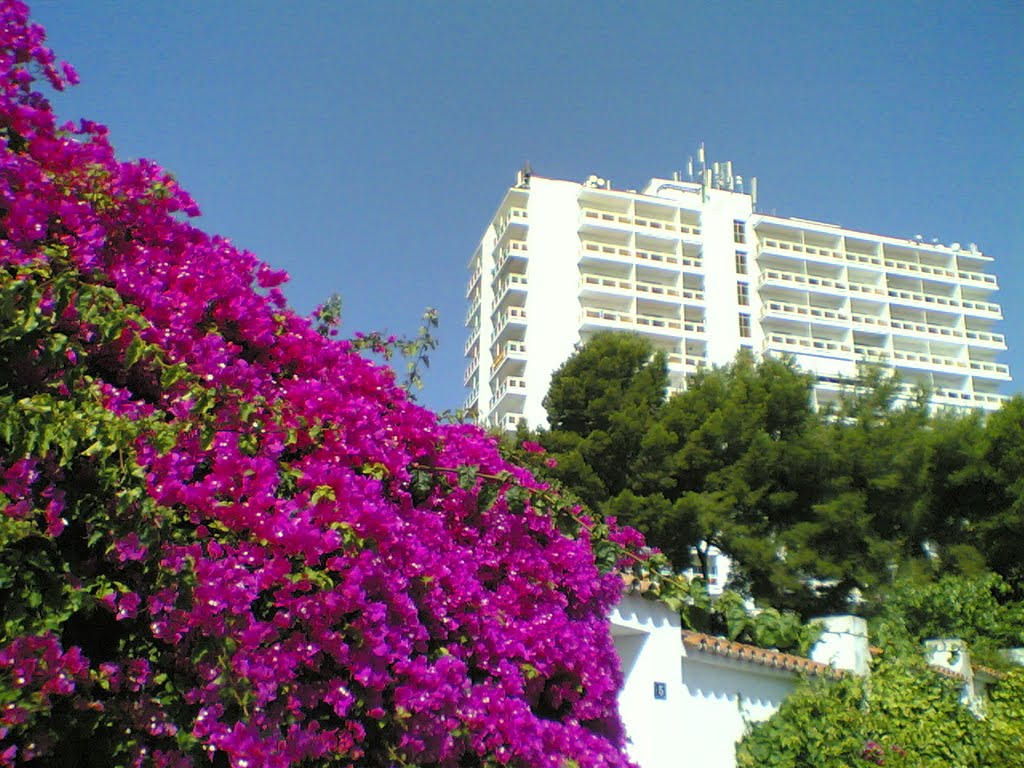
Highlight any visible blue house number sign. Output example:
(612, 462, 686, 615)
(653, 682, 667, 700)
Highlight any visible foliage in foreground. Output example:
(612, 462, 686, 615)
(0, 5, 647, 766)
(737, 658, 1024, 768)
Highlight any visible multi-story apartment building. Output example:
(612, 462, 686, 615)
(464, 159, 1011, 431)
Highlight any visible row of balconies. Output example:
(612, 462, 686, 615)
(759, 270, 1001, 316)
(855, 346, 1010, 378)
(760, 302, 1006, 349)
(758, 238, 998, 289)
(813, 377, 1007, 410)
(760, 332, 1009, 380)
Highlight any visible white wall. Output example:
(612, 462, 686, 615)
(679, 651, 797, 767)
(610, 595, 799, 768)
(522, 177, 585, 428)
(610, 595, 686, 768)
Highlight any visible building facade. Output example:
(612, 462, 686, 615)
(464, 163, 1010, 430)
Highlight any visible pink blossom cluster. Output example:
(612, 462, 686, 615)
(0, 3, 638, 766)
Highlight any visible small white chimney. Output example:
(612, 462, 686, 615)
(810, 615, 871, 676)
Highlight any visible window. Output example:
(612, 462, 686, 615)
(735, 250, 748, 274)
(737, 282, 749, 306)
(739, 313, 751, 338)
(733, 220, 746, 244)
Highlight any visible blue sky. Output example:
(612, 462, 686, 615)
(35, 1, 1022, 412)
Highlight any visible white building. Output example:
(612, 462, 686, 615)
(464, 159, 1010, 430)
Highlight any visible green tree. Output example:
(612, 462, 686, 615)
(627, 351, 818, 599)
(540, 331, 668, 506)
(975, 396, 1024, 591)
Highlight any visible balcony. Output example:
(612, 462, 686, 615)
(490, 340, 527, 381)
(465, 299, 481, 328)
(760, 238, 846, 267)
(883, 258, 957, 282)
(494, 207, 528, 242)
(490, 375, 528, 409)
(580, 307, 632, 331)
(463, 356, 479, 386)
(466, 267, 482, 298)
(888, 318, 969, 343)
(580, 273, 632, 296)
(959, 297, 1001, 316)
(964, 328, 1006, 347)
(579, 208, 702, 240)
(491, 274, 528, 310)
(492, 306, 527, 342)
(636, 279, 685, 301)
(666, 352, 706, 369)
(884, 348, 1011, 378)
(494, 412, 524, 431)
(957, 269, 998, 288)
(885, 287, 1000, 315)
(765, 333, 852, 356)
(634, 247, 682, 270)
(759, 269, 848, 294)
(494, 240, 528, 276)
(463, 325, 480, 355)
(761, 300, 848, 325)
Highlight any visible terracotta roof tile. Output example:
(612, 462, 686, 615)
(972, 664, 1006, 681)
(681, 630, 844, 679)
(929, 664, 968, 682)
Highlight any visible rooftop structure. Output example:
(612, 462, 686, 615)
(464, 154, 1011, 430)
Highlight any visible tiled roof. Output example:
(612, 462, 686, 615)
(681, 630, 844, 679)
(972, 664, 1006, 681)
(929, 664, 968, 682)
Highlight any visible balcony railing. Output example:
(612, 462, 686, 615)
(490, 376, 528, 407)
(494, 207, 528, 241)
(492, 307, 527, 339)
(494, 240, 528, 275)
(761, 300, 848, 324)
(491, 274, 528, 309)
(580, 208, 701, 238)
(759, 269, 847, 292)
(463, 356, 479, 386)
(463, 326, 480, 355)
(466, 267, 482, 298)
(765, 333, 852, 355)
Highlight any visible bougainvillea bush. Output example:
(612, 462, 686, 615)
(0, 4, 641, 765)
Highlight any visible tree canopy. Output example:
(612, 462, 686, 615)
(0, 6, 646, 767)
(534, 332, 1024, 620)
